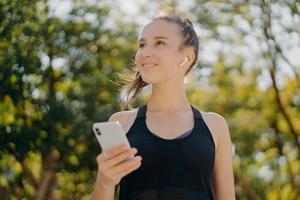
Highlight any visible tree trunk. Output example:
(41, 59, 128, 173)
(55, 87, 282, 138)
(33, 148, 57, 200)
(235, 173, 261, 200)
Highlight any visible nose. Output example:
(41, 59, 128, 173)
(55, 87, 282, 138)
(139, 46, 154, 58)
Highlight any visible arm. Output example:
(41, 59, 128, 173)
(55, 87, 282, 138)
(212, 116, 236, 200)
(90, 112, 124, 200)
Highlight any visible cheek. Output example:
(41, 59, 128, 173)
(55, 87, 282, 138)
(134, 51, 142, 65)
(164, 54, 181, 69)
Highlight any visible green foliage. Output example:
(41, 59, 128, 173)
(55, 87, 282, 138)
(1, 0, 299, 199)
(0, 0, 138, 199)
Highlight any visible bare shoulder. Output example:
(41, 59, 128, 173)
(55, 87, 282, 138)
(200, 111, 228, 127)
(198, 109, 231, 151)
(108, 108, 139, 134)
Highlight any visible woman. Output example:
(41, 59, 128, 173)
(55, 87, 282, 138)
(91, 10, 235, 200)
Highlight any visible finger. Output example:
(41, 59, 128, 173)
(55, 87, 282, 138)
(115, 157, 142, 177)
(111, 156, 142, 175)
(106, 144, 130, 159)
(105, 148, 137, 169)
(97, 144, 129, 162)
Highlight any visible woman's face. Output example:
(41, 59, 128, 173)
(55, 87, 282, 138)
(135, 19, 187, 84)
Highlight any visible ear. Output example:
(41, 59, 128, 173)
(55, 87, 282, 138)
(184, 47, 195, 64)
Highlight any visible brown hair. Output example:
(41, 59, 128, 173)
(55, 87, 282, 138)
(118, 9, 199, 111)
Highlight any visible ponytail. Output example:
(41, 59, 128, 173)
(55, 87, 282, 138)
(118, 68, 148, 111)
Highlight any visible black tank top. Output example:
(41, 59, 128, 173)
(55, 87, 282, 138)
(119, 104, 215, 200)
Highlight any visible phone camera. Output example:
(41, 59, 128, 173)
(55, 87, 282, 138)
(95, 128, 102, 136)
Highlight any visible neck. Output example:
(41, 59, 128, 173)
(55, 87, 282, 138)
(147, 80, 191, 112)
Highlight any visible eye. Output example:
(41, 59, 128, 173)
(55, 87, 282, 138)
(139, 43, 145, 48)
(156, 41, 165, 46)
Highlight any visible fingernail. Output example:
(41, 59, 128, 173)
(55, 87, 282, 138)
(135, 156, 142, 161)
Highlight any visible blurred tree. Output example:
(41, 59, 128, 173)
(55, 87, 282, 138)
(0, 0, 139, 199)
(187, 0, 300, 199)
(1, 0, 299, 199)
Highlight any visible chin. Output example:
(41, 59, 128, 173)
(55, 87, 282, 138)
(140, 75, 159, 85)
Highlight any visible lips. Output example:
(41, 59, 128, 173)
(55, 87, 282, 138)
(142, 63, 158, 67)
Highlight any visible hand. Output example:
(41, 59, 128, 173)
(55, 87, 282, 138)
(96, 144, 142, 188)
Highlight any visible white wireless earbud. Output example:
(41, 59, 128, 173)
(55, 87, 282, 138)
(179, 57, 189, 68)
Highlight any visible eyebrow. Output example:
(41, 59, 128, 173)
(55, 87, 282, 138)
(139, 36, 169, 42)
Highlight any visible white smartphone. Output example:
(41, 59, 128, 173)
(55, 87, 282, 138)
(92, 121, 133, 160)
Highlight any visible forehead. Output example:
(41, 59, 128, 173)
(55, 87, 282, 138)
(139, 19, 182, 41)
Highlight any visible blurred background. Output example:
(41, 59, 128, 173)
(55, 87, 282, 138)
(0, 0, 300, 199)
